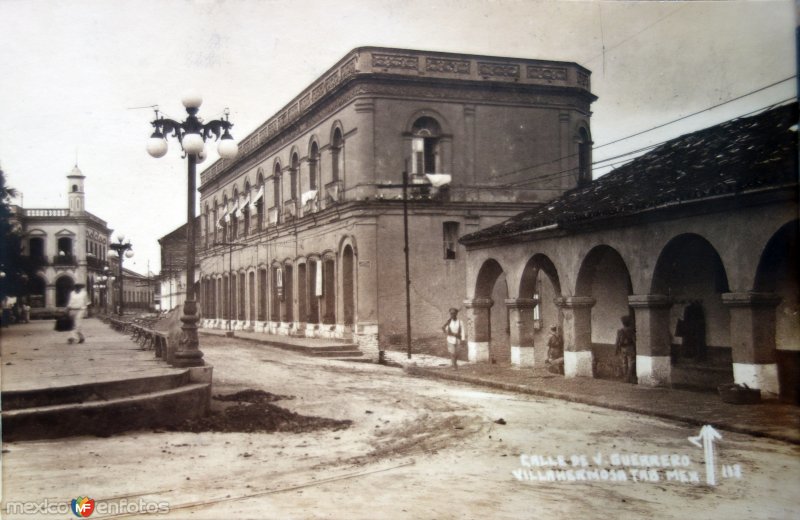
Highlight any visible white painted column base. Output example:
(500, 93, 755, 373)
(510, 345, 535, 367)
(733, 363, 779, 397)
(636, 355, 671, 387)
(468, 341, 490, 363)
(564, 351, 592, 378)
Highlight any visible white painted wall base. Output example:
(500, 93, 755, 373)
(636, 355, 671, 387)
(733, 363, 779, 396)
(564, 350, 592, 378)
(510, 345, 535, 367)
(468, 341, 490, 362)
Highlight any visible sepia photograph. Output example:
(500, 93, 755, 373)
(0, 0, 798, 518)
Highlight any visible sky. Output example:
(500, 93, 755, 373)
(0, 0, 795, 275)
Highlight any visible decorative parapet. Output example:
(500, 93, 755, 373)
(199, 47, 593, 187)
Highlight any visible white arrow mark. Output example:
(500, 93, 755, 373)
(689, 425, 722, 485)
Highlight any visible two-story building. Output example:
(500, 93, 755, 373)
(196, 47, 596, 357)
(10, 166, 113, 314)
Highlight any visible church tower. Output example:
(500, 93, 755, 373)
(67, 164, 85, 213)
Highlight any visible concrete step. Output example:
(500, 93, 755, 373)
(2, 371, 191, 410)
(2, 383, 210, 441)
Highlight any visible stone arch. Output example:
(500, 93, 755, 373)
(28, 274, 47, 308)
(755, 219, 799, 359)
(474, 259, 510, 362)
(575, 123, 592, 185)
(282, 259, 294, 323)
(576, 245, 633, 342)
(404, 108, 453, 136)
(55, 275, 74, 307)
(575, 245, 633, 379)
(330, 123, 345, 183)
(341, 244, 356, 326)
(652, 233, 730, 364)
(518, 253, 563, 362)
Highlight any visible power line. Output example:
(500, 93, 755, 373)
(594, 76, 795, 151)
(492, 78, 795, 183)
(506, 97, 796, 189)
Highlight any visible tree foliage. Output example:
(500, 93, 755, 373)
(0, 165, 23, 298)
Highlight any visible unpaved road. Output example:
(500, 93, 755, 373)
(3, 335, 799, 519)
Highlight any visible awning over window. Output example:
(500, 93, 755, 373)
(250, 186, 264, 209)
(425, 173, 452, 187)
(301, 190, 318, 206)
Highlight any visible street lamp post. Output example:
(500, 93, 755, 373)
(376, 168, 413, 361)
(147, 93, 238, 367)
(109, 236, 133, 316)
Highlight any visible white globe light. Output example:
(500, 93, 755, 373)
(125, 250, 135, 259)
(181, 91, 203, 109)
(218, 136, 239, 160)
(183, 133, 205, 155)
(117, 234, 125, 242)
(147, 135, 168, 158)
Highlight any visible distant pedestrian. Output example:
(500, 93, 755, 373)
(615, 315, 636, 384)
(66, 284, 90, 344)
(676, 300, 706, 361)
(545, 325, 564, 374)
(21, 300, 30, 323)
(442, 307, 465, 369)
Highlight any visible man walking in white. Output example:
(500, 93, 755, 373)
(442, 307, 466, 369)
(66, 284, 89, 344)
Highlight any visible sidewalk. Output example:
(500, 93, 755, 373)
(1, 318, 182, 393)
(403, 363, 800, 444)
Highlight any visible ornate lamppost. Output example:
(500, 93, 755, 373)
(109, 236, 133, 316)
(146, 93, 238, 367)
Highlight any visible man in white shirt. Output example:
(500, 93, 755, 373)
(66, 284, 89, 344)
(442, 307, 466, 369)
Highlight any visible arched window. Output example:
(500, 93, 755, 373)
(273, 163, 282, 207)
(411, 117, 441, 175)
(222, 195, 229, 243)
(243, 181, 251, 236)
(29, 237, 45, 260)
(213, 200, 219, 244)
(231, 187, 239, 238)
(72, 184, 78, 192)
(256, 171, 265, 232)
(577, 127, 592, 186)
(331, 128, 343, 182)
(290, 153, 299, 201)
(309, 141, 319, 190)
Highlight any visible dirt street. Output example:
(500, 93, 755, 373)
(3, 335, 799, 519)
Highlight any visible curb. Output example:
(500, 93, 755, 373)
(404, 366, 800, 446)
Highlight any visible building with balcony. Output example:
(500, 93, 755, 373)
(9, 166, 113, 313)
(196, 47, 596, 357)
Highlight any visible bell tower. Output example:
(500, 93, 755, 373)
(67, 164, 85, 213)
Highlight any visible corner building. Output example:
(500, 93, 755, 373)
(197, 47, 595, 357)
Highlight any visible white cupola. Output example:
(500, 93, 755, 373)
(67, 164, 86, 213)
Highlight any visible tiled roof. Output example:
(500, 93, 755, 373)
(461, 103, 798, 245)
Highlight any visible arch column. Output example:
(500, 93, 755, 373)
(722, 292, 781, 397)
(555, 296, 595, 378)
(628, 294, 673, 387)
(506, 298, 538, 367)
(464, 298, 492, 362)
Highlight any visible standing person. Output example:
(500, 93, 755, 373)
(21, 299, 31, 323)
(442, 307, 465, 369)
(545, 325, 564, 374)
(615, 315, 637, 384)
(66, 284, 90, 344)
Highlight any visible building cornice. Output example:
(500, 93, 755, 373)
(199, 47, 595, 191)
